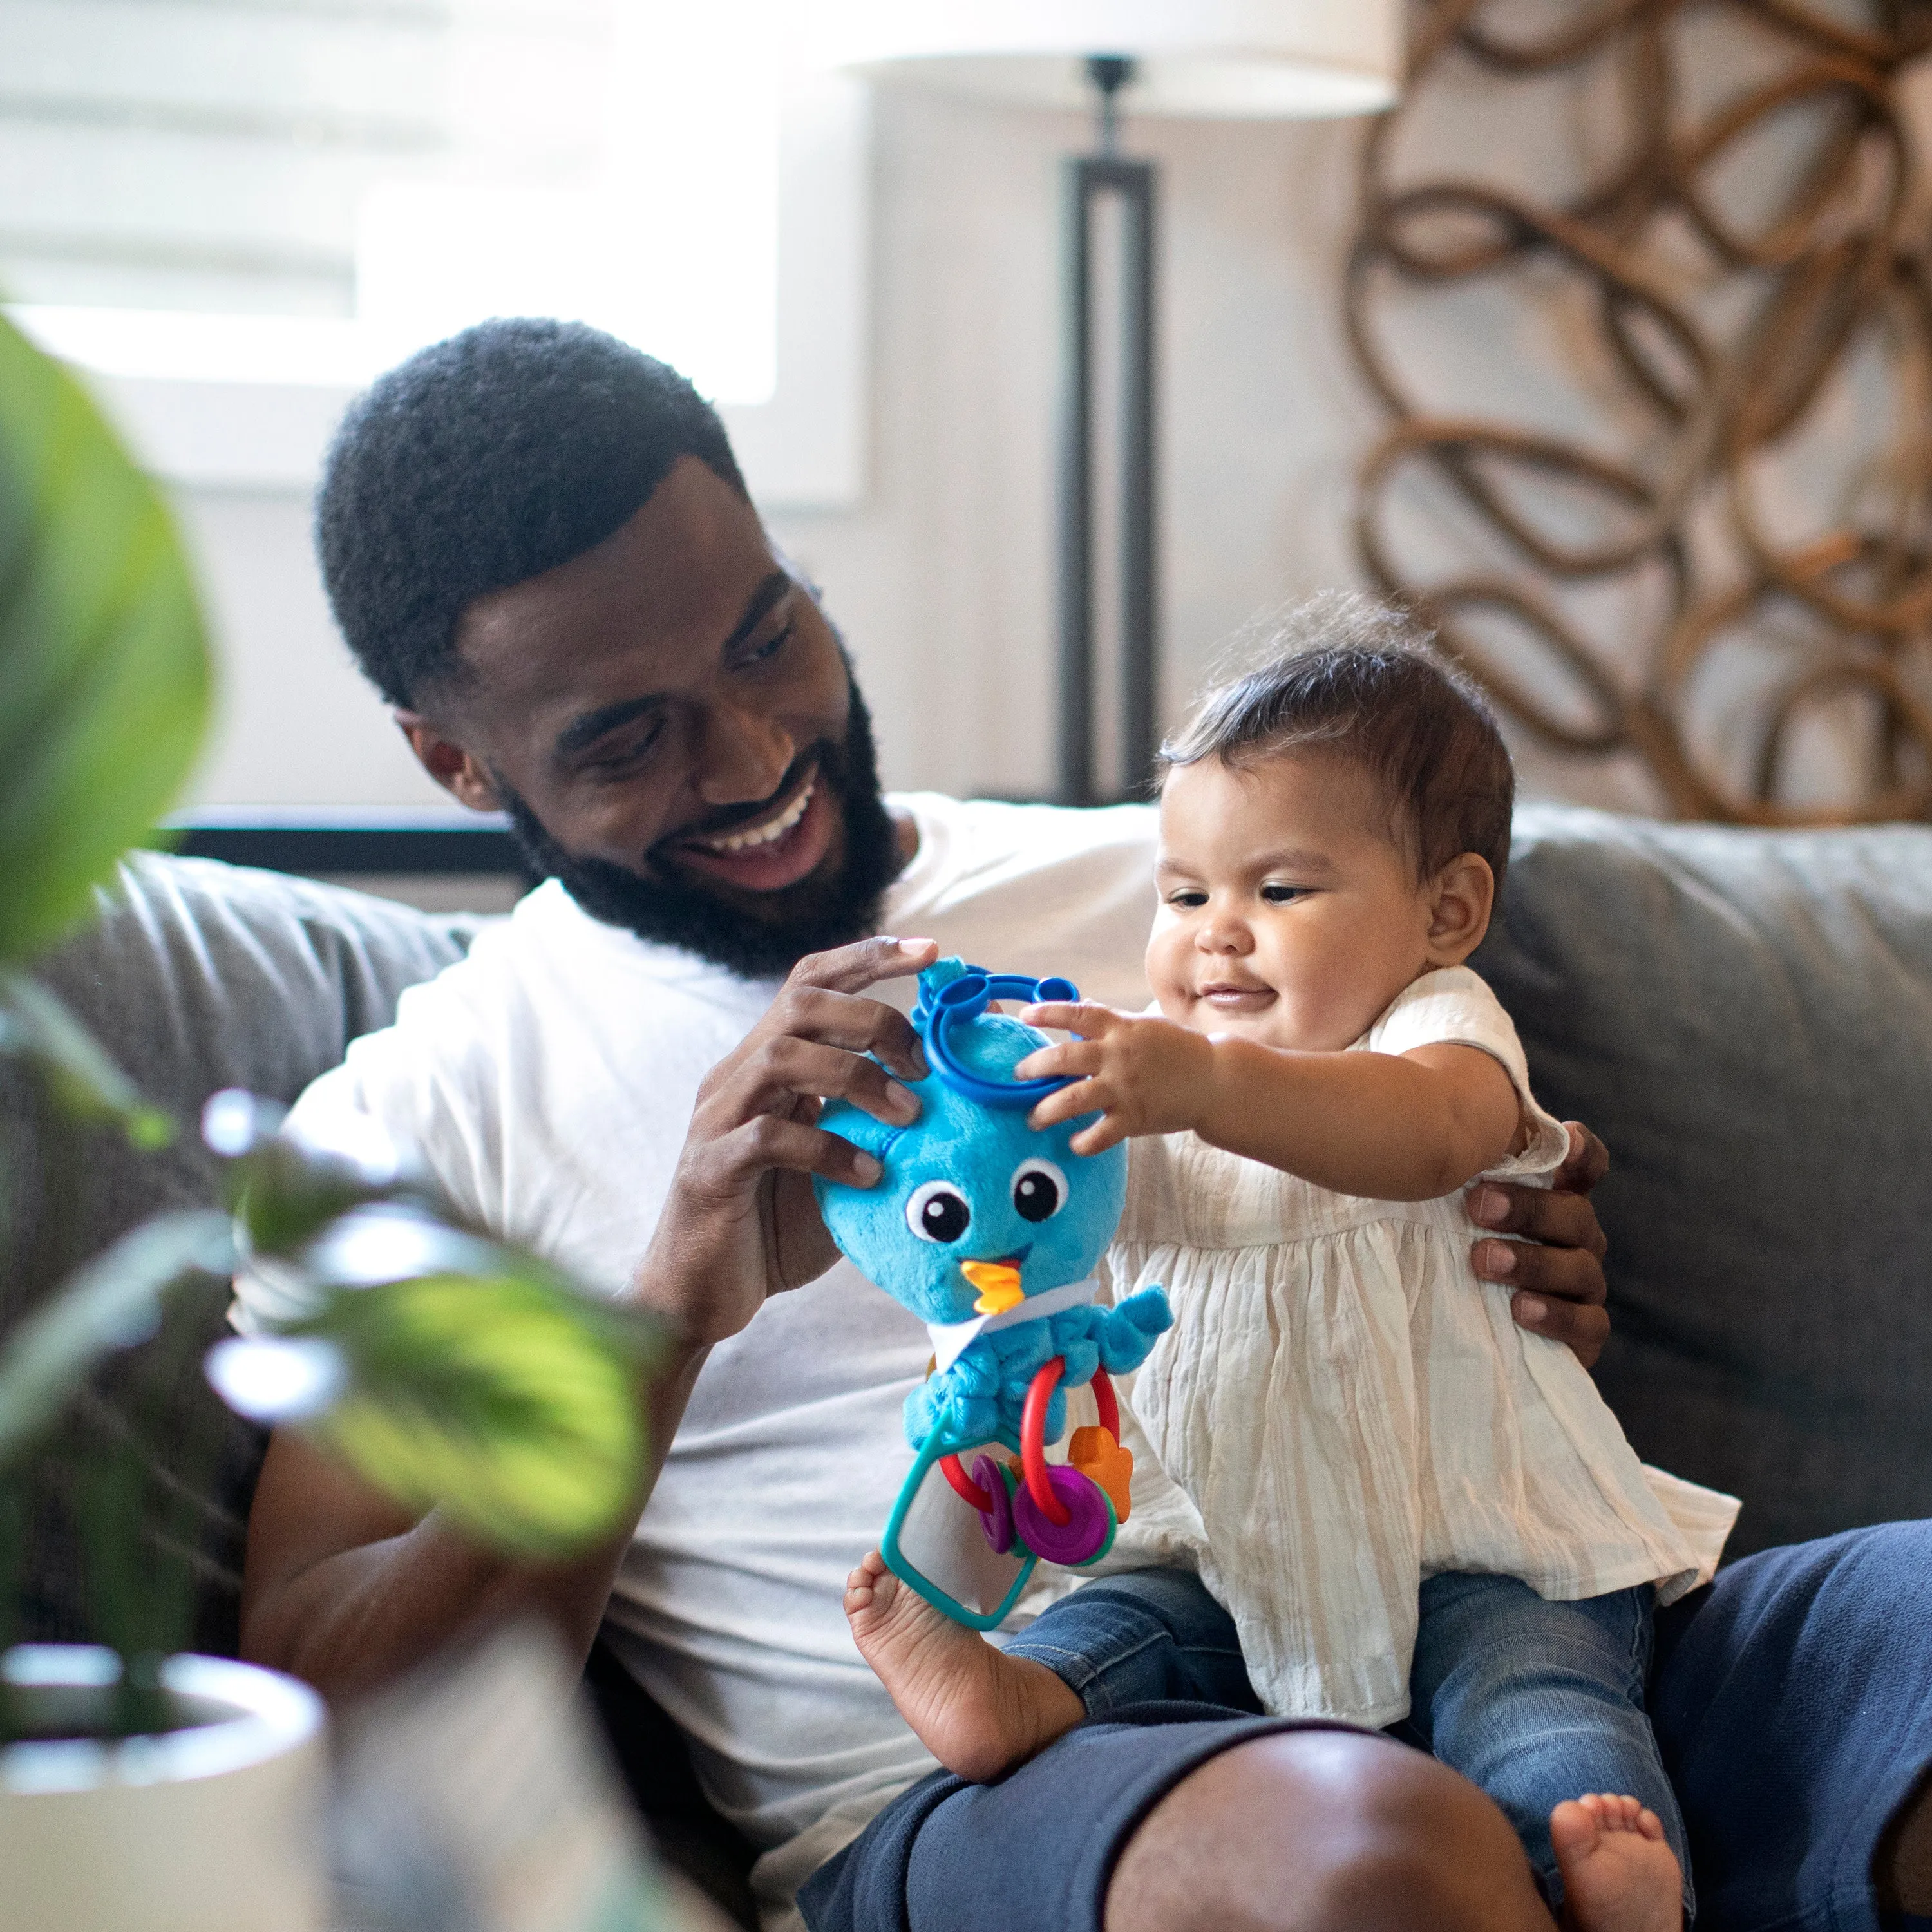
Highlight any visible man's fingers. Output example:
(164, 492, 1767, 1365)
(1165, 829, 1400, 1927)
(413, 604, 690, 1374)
(779, 936, 937, 1077)
(1551, 1121, 1609, 1196)
(754, 980, 927, 1080)
(1018, 1000, 1118, 1039)
(712, 1036, 920, 1132)
(1506, 1285, 1611, 1372)
(788, 934, 938, 996)
(1468, 1179, 1609, 1262)
(705, 1113, 884, 1191)
(1472, 1231, 1604, 1299)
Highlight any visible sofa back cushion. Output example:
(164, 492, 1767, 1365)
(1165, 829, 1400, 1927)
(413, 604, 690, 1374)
(2, 853, 477, 1649)
(1477, 805, 1932, 1557)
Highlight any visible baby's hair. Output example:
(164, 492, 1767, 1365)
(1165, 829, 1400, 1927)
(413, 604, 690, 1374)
(1158, 593, 1515, 891)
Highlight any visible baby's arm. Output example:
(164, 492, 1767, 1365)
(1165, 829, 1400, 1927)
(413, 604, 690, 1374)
(1018, 1002, 1520, 1202)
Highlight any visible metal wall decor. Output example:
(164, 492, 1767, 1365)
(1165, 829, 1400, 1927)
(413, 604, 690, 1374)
(1350, 0, 1932, 822)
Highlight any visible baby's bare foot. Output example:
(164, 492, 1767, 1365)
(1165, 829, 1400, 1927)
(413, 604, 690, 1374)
(1551, 1793, 1683, 1932)
(843, 1549, 1084, 1783)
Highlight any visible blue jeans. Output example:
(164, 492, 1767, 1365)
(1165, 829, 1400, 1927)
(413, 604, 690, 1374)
(1403, 1571, 1691, 1919)
(1007, 1567, 1692, 1920)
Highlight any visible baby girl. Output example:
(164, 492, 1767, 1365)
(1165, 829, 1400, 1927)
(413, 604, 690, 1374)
(846, 606, 1734, 1932)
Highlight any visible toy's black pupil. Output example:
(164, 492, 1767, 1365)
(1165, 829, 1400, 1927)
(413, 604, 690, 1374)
(921, 1192, 971, 1242)
(1014, 1171, 1061, 1222)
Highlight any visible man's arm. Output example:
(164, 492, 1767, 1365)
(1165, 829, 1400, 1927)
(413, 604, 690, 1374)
(240, 1348, 705, 1699)
(240, 934, 936, 1702)
(1472, 1121, 1612, 1370)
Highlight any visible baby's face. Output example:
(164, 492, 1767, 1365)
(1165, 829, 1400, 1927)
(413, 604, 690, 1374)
(1146, 753, 1442, 1052)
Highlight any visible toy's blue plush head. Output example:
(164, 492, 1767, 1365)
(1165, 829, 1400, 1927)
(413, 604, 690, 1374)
(814, 960, 1127, 1327)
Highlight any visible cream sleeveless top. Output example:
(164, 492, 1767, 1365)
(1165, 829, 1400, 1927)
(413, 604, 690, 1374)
(1106, 966, 1738, 1727)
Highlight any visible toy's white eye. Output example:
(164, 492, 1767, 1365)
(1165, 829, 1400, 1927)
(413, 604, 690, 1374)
(1010, 1158, 1068, 1224)
(906, 1180, 972, 1244)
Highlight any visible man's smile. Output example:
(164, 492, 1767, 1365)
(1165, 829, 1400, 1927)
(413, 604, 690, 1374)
(667, 762, 836, 893)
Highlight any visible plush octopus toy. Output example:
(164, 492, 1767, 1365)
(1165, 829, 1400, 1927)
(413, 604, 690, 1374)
(815, 958, 1171, 1615)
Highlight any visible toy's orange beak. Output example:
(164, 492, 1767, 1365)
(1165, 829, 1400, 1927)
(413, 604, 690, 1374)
(961, 1260, 1024, 1316)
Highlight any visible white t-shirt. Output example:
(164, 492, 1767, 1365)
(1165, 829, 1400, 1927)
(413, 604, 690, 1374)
(231, 794, 1177, 1927)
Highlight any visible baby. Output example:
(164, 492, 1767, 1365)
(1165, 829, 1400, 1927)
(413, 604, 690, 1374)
(846, 607, 1735, 1932)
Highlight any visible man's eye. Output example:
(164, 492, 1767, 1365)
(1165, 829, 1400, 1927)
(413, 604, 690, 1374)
(740, 622, 794, 667)
(586, 722, 663, 774)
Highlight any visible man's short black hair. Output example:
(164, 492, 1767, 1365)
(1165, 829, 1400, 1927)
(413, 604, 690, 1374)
(1159, 593, 1516, 891)
(316, 317, 748, 707)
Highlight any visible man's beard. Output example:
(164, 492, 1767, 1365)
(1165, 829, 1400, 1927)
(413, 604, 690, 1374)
(497, 677, 902, 980)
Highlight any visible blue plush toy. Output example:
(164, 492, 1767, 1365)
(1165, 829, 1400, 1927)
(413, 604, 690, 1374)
(815, 958, 1171, 1625)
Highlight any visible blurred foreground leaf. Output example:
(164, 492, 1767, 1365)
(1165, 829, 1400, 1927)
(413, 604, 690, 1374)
(285, 1262, 657, 1559)
(206, 1112, 661, 1559)
(0, 1210, 235, 1470)
(0, 969, 172, 1145)
(0, 312, 211, 963)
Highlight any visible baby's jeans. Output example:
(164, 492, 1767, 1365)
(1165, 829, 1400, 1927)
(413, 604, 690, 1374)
(1004, 1566, 1693, 1922)
(1402, 1569, 1692, 1922)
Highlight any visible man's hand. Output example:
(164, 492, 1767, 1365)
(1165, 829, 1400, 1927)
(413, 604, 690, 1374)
(1468, 1122, 1611, 1370)
(1016, 1001, 1217, 1155)
(638, 935, 938, 1347)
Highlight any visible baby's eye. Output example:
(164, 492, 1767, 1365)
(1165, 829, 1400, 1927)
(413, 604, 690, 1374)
(1166, 888, 1208, 907)
(1260, 884, 1309, 904)
(905, 1180, 971, 1244)
(1010, 1158, 1067, 1224)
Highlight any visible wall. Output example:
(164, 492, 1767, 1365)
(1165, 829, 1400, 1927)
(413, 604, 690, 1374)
(177, 84, 1625, 819)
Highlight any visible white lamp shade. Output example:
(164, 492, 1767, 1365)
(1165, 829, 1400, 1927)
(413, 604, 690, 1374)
(811, 0, 1401, 119)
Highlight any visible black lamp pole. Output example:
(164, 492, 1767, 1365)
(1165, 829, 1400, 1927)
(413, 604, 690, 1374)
(1057, 55, 1159, 807)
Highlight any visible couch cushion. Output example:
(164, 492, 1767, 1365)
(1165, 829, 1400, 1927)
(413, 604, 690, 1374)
(1477, 805, 1932, 1558)
(3, 851, 478, 1649)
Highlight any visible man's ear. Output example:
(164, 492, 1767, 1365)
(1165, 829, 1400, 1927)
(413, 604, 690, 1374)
(395, 712, 502, 813)
(1423, 853, 1495, 967)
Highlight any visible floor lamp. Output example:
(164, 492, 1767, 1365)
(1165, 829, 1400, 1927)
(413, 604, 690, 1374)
(819, 3, 1402, 803)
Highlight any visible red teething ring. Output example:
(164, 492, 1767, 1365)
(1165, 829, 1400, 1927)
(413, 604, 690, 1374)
(940, 1452, 994, 1513)
(1091, 1367, 1119, 1440)
(1020, 1358, 1072, 1527)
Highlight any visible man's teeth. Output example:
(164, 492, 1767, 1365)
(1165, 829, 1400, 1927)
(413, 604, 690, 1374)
(697, 782, 813, 854)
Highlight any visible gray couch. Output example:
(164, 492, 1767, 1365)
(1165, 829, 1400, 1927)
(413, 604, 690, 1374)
(6, 806, 1932, 1899)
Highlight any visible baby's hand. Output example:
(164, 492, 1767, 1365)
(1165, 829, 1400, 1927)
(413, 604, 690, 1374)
(1014, 1003, 1217, 1154)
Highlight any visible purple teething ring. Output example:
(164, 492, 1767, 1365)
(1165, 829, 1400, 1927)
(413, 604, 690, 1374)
(972, 1455, 1016, 1554)
(1012, 1466, 1116, 1567)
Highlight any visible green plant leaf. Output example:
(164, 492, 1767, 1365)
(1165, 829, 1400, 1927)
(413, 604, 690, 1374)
(0, 313, 212, 963)
(0, 969, 172, 1145)
(0, 1209, 236, 1472)
(287, 1269, 658, 1559)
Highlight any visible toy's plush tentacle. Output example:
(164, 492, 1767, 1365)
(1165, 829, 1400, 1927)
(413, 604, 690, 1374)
(1095, 1286, 1173, 1374)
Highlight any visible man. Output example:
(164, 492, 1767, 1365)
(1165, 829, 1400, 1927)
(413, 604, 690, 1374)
(240, 320, 1932, 1932)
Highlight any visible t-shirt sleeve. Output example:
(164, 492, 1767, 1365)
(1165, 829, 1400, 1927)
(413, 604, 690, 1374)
(227, 972, 502, 1336)
(1365, 967, 1570, 1179)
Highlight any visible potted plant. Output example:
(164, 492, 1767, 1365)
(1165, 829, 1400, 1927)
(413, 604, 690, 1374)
(0, 312, 661, 1930)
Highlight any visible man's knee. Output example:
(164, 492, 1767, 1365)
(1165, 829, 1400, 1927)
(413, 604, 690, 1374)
(1104, 1730, 1548, 1932)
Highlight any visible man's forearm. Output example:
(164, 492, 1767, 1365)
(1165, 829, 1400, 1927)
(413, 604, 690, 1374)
(241, 1343, 706, 1703)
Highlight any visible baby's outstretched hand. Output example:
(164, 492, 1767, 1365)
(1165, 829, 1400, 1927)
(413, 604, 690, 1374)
(1015, 1003, 1217, 1154)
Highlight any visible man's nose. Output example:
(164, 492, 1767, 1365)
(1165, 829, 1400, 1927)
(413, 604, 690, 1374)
(696, 704, 796, 807)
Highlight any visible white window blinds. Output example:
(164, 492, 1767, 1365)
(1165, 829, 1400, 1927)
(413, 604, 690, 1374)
(1, 0, 784, 402)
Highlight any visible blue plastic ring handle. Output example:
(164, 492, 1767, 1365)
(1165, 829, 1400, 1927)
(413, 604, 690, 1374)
(915, 969, 1081, 1109)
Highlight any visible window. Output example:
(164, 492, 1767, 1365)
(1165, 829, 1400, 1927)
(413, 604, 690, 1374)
(1, 0, 867, 504)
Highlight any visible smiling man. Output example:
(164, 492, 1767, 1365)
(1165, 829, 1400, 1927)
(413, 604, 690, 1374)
(240, 321, 1932, 1932)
